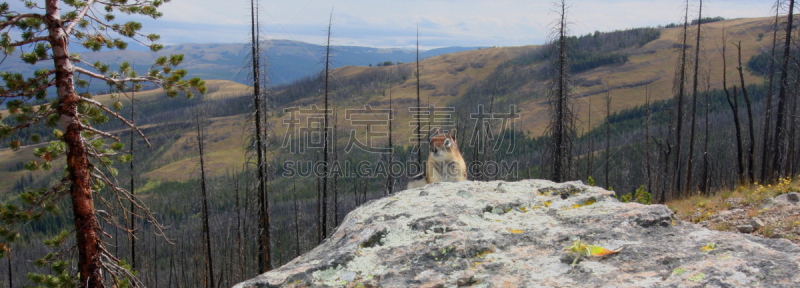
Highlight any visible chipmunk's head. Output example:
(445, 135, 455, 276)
(429, 128, 459, 160)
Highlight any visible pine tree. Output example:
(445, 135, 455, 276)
(0, 1, 205, 286)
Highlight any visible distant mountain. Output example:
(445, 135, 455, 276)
(1, 40, 483, 88)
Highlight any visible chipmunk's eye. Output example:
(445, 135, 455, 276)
(444, 139, 451, 147)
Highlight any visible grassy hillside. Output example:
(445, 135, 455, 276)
(0, 16, 774, 194)
(0, 40, 482, 93)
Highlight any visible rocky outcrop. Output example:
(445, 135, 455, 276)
(235, 180, 800, 287)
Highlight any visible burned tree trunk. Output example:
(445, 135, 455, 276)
(685, 0, 702, 195)
(196, 111, 215, 288)
(548, 0, 575, 183)
(735, 42, 756, 183)
(773, 0, 795, 180)
(250, 0, 271, 273)
(720, 34, 746, 184)
(673, 0, 690, 194)
(762, 2, 781, 182)
(322, 10, 334, 239)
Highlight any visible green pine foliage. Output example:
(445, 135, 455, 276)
(1, 0, 207, 286)
(620, 185, 652, 205)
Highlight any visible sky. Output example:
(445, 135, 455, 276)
(11, 0, 778, 49)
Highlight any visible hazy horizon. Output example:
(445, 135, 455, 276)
(6, 0, 775, 50)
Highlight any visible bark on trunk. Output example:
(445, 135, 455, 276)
(46, 0, 104, 286)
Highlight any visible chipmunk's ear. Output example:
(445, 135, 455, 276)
(430, 127, 441, 137)
(448, 128, 457, 140)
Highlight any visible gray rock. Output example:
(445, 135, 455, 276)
(770, 234, 784, 239)
(419, 190, 428, 196)
(235, 180, 800, 288)
(750, 217, 765, 230)
(737, 224, 754, 233)
(788, 192, 800, 203)
(759, 198, 775, 210)
(339, 271, 356, 282)
(717, 210, 733, 217)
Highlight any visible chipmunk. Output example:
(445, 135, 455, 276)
(406, 128, 467, 189)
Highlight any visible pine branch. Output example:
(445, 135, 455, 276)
(78, 95, 152, 147)
(63, 0, 97, 35)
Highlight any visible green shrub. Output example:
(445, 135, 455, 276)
(620, 185, 652, 204)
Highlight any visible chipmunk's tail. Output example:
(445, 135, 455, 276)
(405, 172, 427, 190)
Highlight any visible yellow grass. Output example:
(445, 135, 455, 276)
(0, 143, 63, 193)
(144, 114, 248, 180)
(666, 176, 800, 222)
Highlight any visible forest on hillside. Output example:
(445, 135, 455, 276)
(2, 0, 800, 287)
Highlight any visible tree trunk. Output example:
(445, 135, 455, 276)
(250, 0, 271, 273)
(587, 96, 593, 180)
(673, 0, 690, 195)
(789, 73, 800, 175)
(322, 11, 333, 239)
(685, 0, 702, 195)
(386, 84, 395, 195)
(762, 2, 781, 182)
(645, 87, 653, 195)
(416, 25, 423, 167)
(702, 81, 710, 194)
(129, 89, 137, 270)
(46, 0, 104, 286)
(7, 245, 12, 288)
(606, 92, 611, 189)
(293, 179, 300, 258)
(773, 0, 795, 180)
(736, 42, 756, 182)
(551, 0, 570, 183)
(196, 112, 215, 288)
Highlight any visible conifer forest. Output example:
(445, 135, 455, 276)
(1, 0, 799, 287)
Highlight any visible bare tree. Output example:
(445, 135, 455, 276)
(249, 0, 272, 273)
(587, 95, 594, 180)
(645, 86, 653, 195)
(735, 41, 756, 182)
(702, 73, 711, 194)
(773, 0, 795, 180)
(720, 32, 746, 184)
(322, 9, 334, 239)
(129, 89, 137, 271)
(762, 1, 782, 182)
(606, 90, 611, 188)
(195, 109, 214, 288)
(386, 83, 395, 195)
(547, 0, 576, 183)
(416, 24, 423, 167)
(673, 0, 690, 194)
(685, 0, 703, 194)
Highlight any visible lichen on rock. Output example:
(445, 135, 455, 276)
(235, 180, 800, 287)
